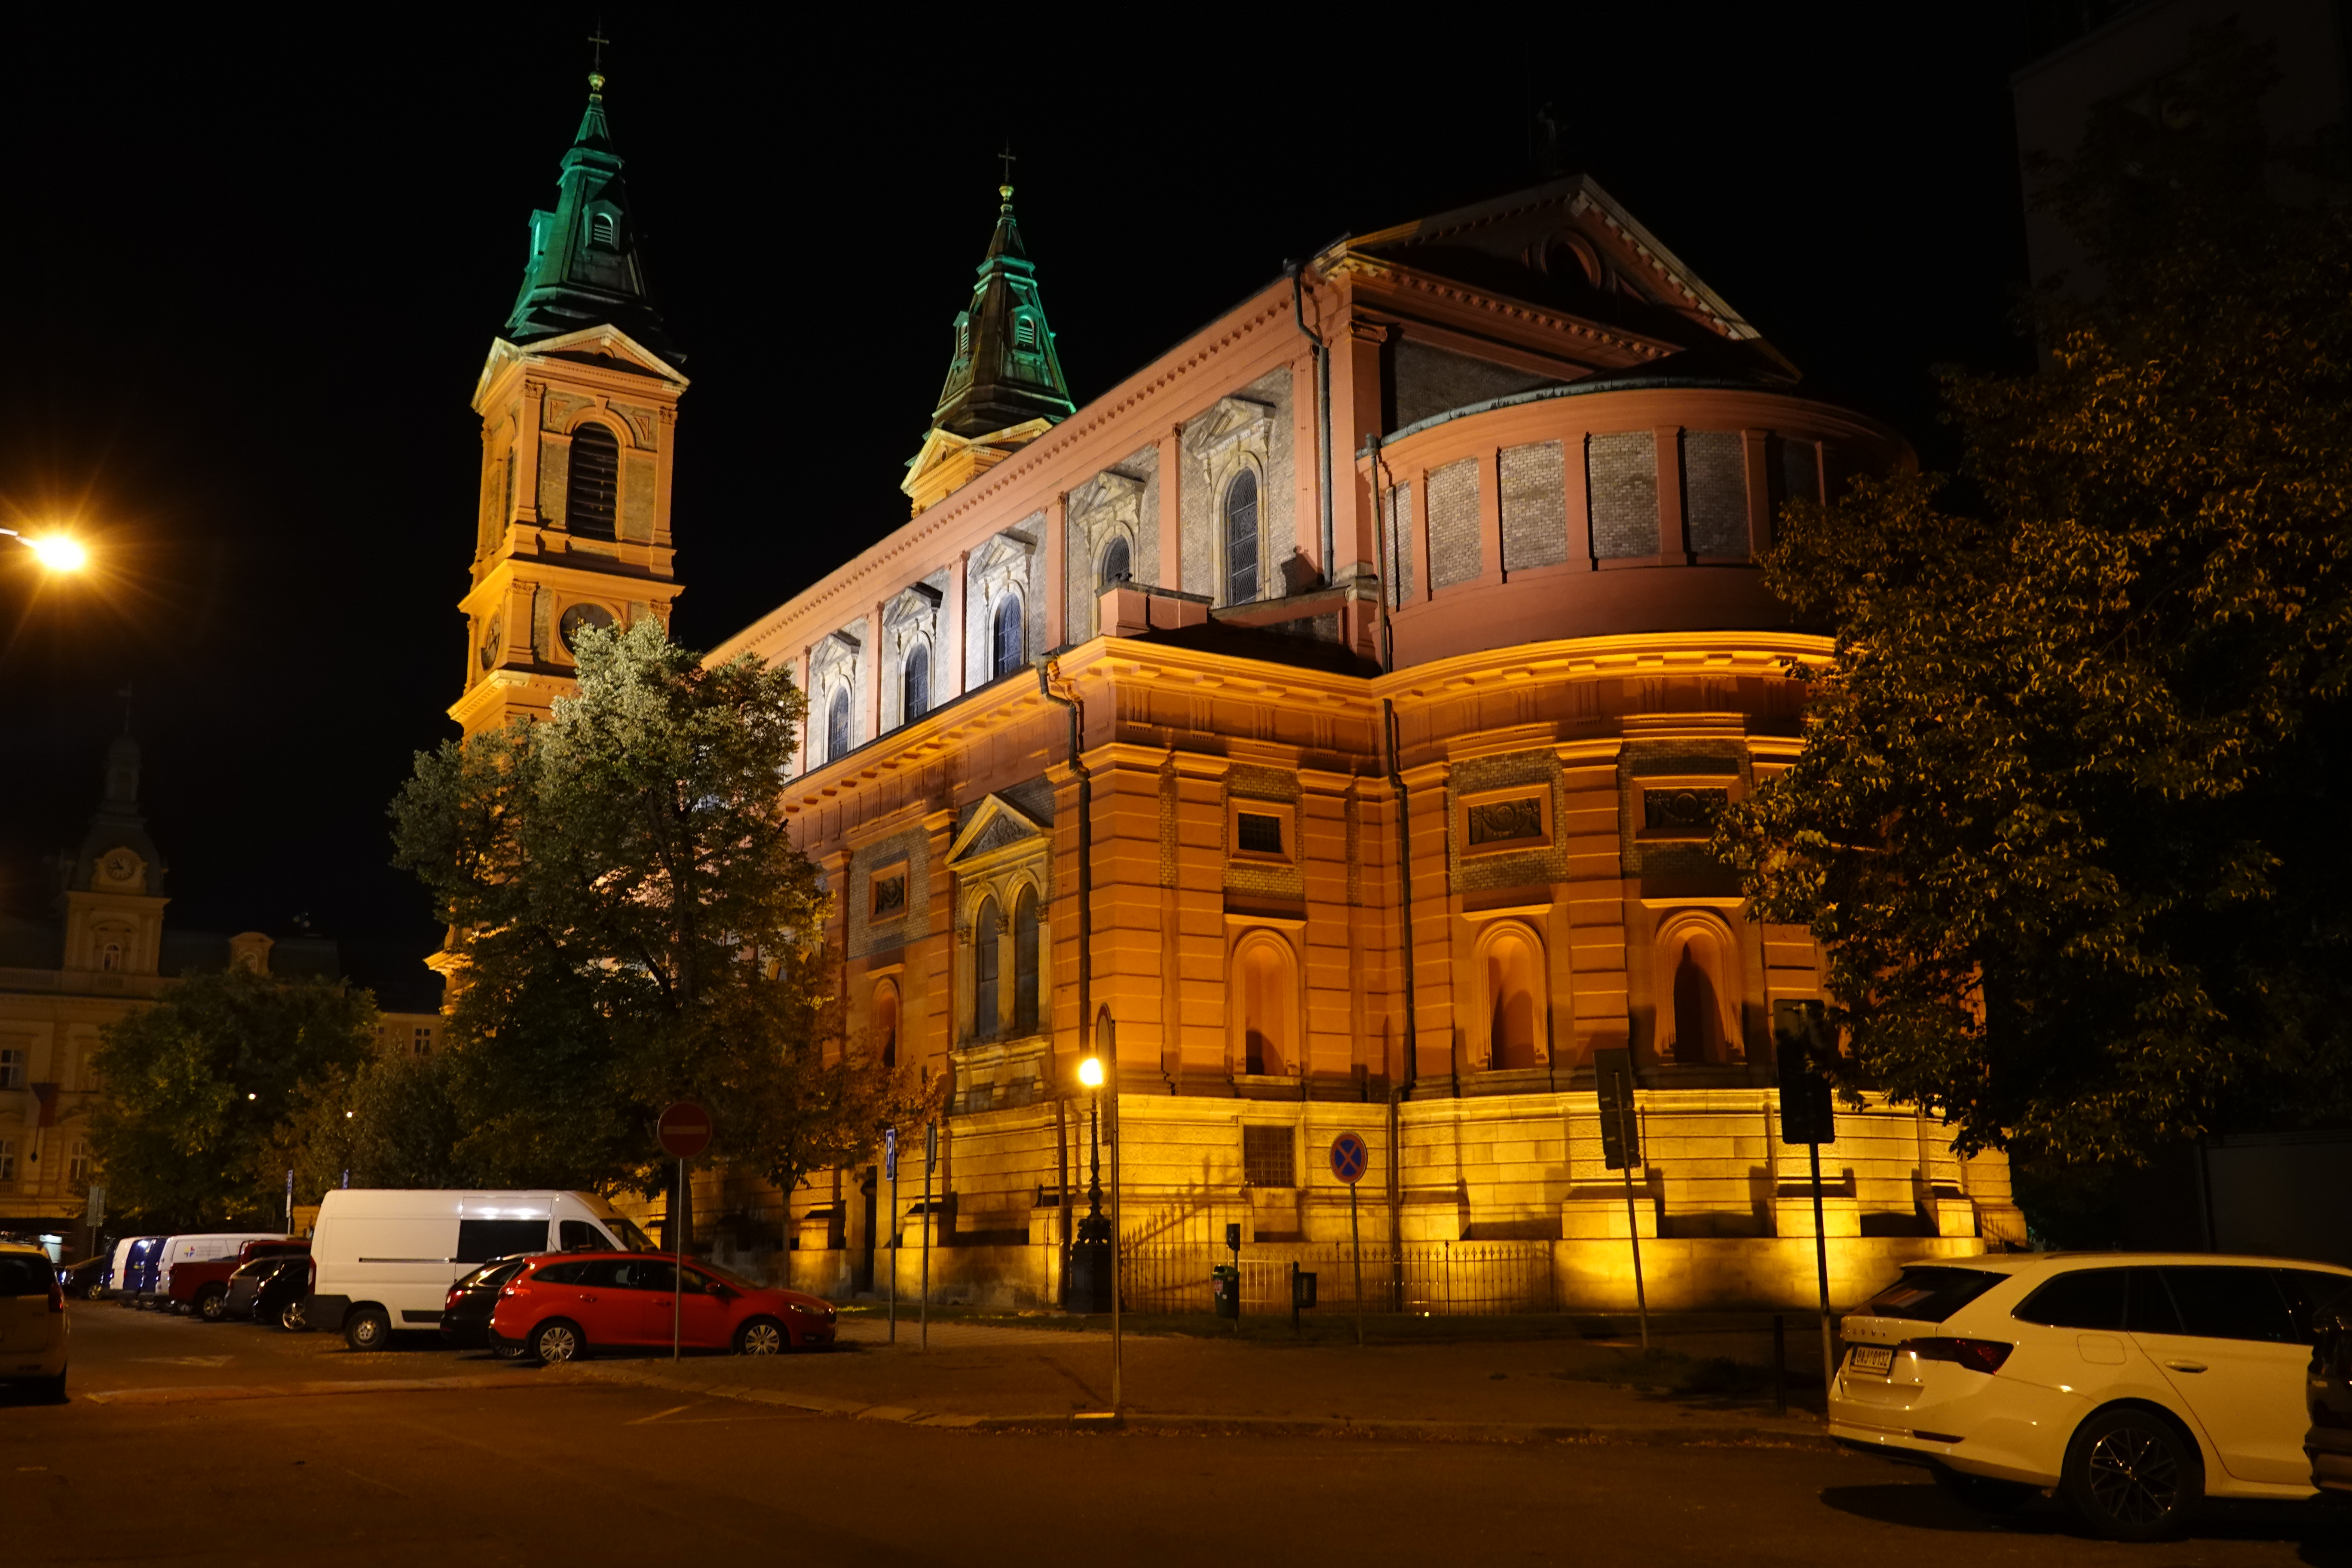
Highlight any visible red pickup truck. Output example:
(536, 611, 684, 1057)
(172, 1240, 309, 1320)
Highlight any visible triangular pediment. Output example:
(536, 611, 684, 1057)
(946, 794, 1047, 867)
(474, 325, 690, 411)
(901, 418, 1055, 514)
(1338, 175, 1763, 350)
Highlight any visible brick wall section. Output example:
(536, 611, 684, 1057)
(1391, 340, 1563, 431)
(1681, 431, 1748, 558)
(1587, 431, 1658, 559)
(1384, 483, 1415, 604)
(1498, 440, 1569, 570)
(1225, 763, 1305, 903)
(1426, 458, 1481, 588)
(1560, 758, 1629, 1044)
(1447, 749, 1566, 894)
(846, 826, 928, 961)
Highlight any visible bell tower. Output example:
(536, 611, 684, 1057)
(451, 65, 689, 738)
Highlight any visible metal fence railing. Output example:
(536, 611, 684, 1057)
(1118, 1240, 1556, 1316)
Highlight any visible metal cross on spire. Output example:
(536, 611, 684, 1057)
(997, 139, 1017, 205)
(587, 22, 610, 92)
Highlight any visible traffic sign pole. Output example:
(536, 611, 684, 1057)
(1329, 1132, 1370, 1349)
(673, 1156, 684, 1363)
(885, 1126, 899, 1346)
(655, 1102, 714, 1365)
(921, 1121, 936, 1353)
(1348, 1183, 1363, 1348)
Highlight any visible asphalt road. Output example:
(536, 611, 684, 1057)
(6, 1303, 2350, 1566)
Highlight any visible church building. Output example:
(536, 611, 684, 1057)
(456, 73, 2024, 1310)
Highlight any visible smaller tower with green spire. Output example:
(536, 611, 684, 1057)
(903, 181, 1074, 514)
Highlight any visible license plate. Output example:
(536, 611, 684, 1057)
(1849, 1345, 1893, 1375)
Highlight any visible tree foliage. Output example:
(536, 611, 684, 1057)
(391, 618, 923, 1200)
(89, 966, 379, 1228)
(1719, 31, 2352, 1162)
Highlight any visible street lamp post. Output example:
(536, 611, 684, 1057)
(1071, 1055, 1111, 1313)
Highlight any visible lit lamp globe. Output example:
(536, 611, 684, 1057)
(28, 536, 88, 572)
(1078, 1056, 1104, 1089)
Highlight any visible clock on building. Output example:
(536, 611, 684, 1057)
(102, 851, 138, 885)
(478, 612, 504, 670)
(558, 602, 617, 652)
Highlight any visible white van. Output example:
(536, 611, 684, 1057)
(102, 1236, 147, 1300)
(307, 1189, 653, 1351)
(151, 1233, 285, 1310)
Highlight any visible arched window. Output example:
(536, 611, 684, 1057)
(1233, 933, 1296, 1076)
(825, 686, 851, 763)
(1483, 926, 1543, 1071)
(901, 643, 930, 724)
(1015, 315, 1038, 351)
(973, 897, 1001, 1039)
(991, 594, 1024, 680)
(1012, 886, 1040, 1035)
(566, 423, 620, 541)
(590, 211, 618, 248)
(1098, 536, 1131, 592)
(1224, 469, 1260, 603)
(1659, 918, 1735, 1064)
(100, 941, 122, 974)
(874, 980, 900, 1071)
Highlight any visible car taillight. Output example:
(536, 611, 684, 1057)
(1899, 1336, 2011, 1374)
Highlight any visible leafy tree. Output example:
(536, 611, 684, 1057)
(264, 1049, 471, 1204)
(90, 966, 378, 1228)
(1719, 31, 2352, 1164)
(391, 618, 921, 1207)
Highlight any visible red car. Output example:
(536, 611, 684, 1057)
(487, 1252, 835, 1364)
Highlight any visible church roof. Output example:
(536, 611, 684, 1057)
(501, 72, 681, 366)
(926, 184, 1075, 439)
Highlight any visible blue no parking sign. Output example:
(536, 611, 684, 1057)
(1329, 1132, 1369, 1185)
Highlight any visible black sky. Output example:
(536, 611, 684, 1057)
(0, 10, 2056, 988)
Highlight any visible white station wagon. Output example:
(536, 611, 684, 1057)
(1830, 1251, 2352, 1539)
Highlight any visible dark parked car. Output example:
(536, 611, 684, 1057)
(439, 1256, 533, 1356)
(224, 1254, 313, 1330)
(2309, 1300, 2352, 1492)
(56, 1256, 110, 1301)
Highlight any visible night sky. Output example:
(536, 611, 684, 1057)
(0, 12, 2055, 995)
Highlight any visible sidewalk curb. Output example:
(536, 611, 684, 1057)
(78, 1372, 556, 1407)
(569, 1363, 1837, 1450)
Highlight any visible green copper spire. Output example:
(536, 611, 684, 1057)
(929, 183, 1073, 437)
(502, 69, 680, 364)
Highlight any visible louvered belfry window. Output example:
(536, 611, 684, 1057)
(566, 423, 620, 541)
(1224, 470, 1259, 603)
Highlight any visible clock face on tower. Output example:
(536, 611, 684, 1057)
(478, 612, 504, 670)
(559, 602, 617, 653)
(102, 851, 138, 885)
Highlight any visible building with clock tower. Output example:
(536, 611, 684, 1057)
(449, 67, 687, 740)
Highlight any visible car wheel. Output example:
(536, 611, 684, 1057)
(196, 1287, 228, 1322)
(530, 1319, 585, 1366)
(2061, 1406, 2199, 1541)
(278, 1297, 309, 1333)
(1932, 1463, 2037, 1516)
(734, 1318, 787, 1356)
(84, 1280, 104, 1301)
(344, 1305, 391, 1354)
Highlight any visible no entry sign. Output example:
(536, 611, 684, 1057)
(657, 1101, 712, 1160)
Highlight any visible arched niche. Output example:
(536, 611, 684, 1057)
(1229, 928, 1300, 1077)
(1653, 910, 1743, 1064)
(1473, 919, 1549, 1071)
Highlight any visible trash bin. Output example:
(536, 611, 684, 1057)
(1292, 1269, 1317, 1310)
(1211, 1264, 1240, 1319)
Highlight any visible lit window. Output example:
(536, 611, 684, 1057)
(826, 686, 852, 763)
(902, 643, 930, 723)
(1224, 470, 1260, 603)
(991, 594, 1024, 680)
(68, 1140, 91, 1185)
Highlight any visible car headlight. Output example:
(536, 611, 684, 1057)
(786, 1301, 824, 1316)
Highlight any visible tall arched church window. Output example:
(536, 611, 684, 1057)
(902, 643, 929, 723)
(566, 423, 620, 541)
(973, 897, 1002, 1039)
(1224, 470, 1260, 603)
(874, 979, 900, 1071)
(1012, 886, 1040, 1035)
(825, 686, 851, 764)
(992, 594, 1025, 680)
(1484, 928, 1541, 1070)
(1098, 536, 1131, 592)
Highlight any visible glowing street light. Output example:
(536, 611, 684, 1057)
(0, 527, 89, 572)
(1069, 1054, 1112, 1314)
(1077, 1055, 1104, 1090)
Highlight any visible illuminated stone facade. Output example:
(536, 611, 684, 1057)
(694, 175, 2027, 1309)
